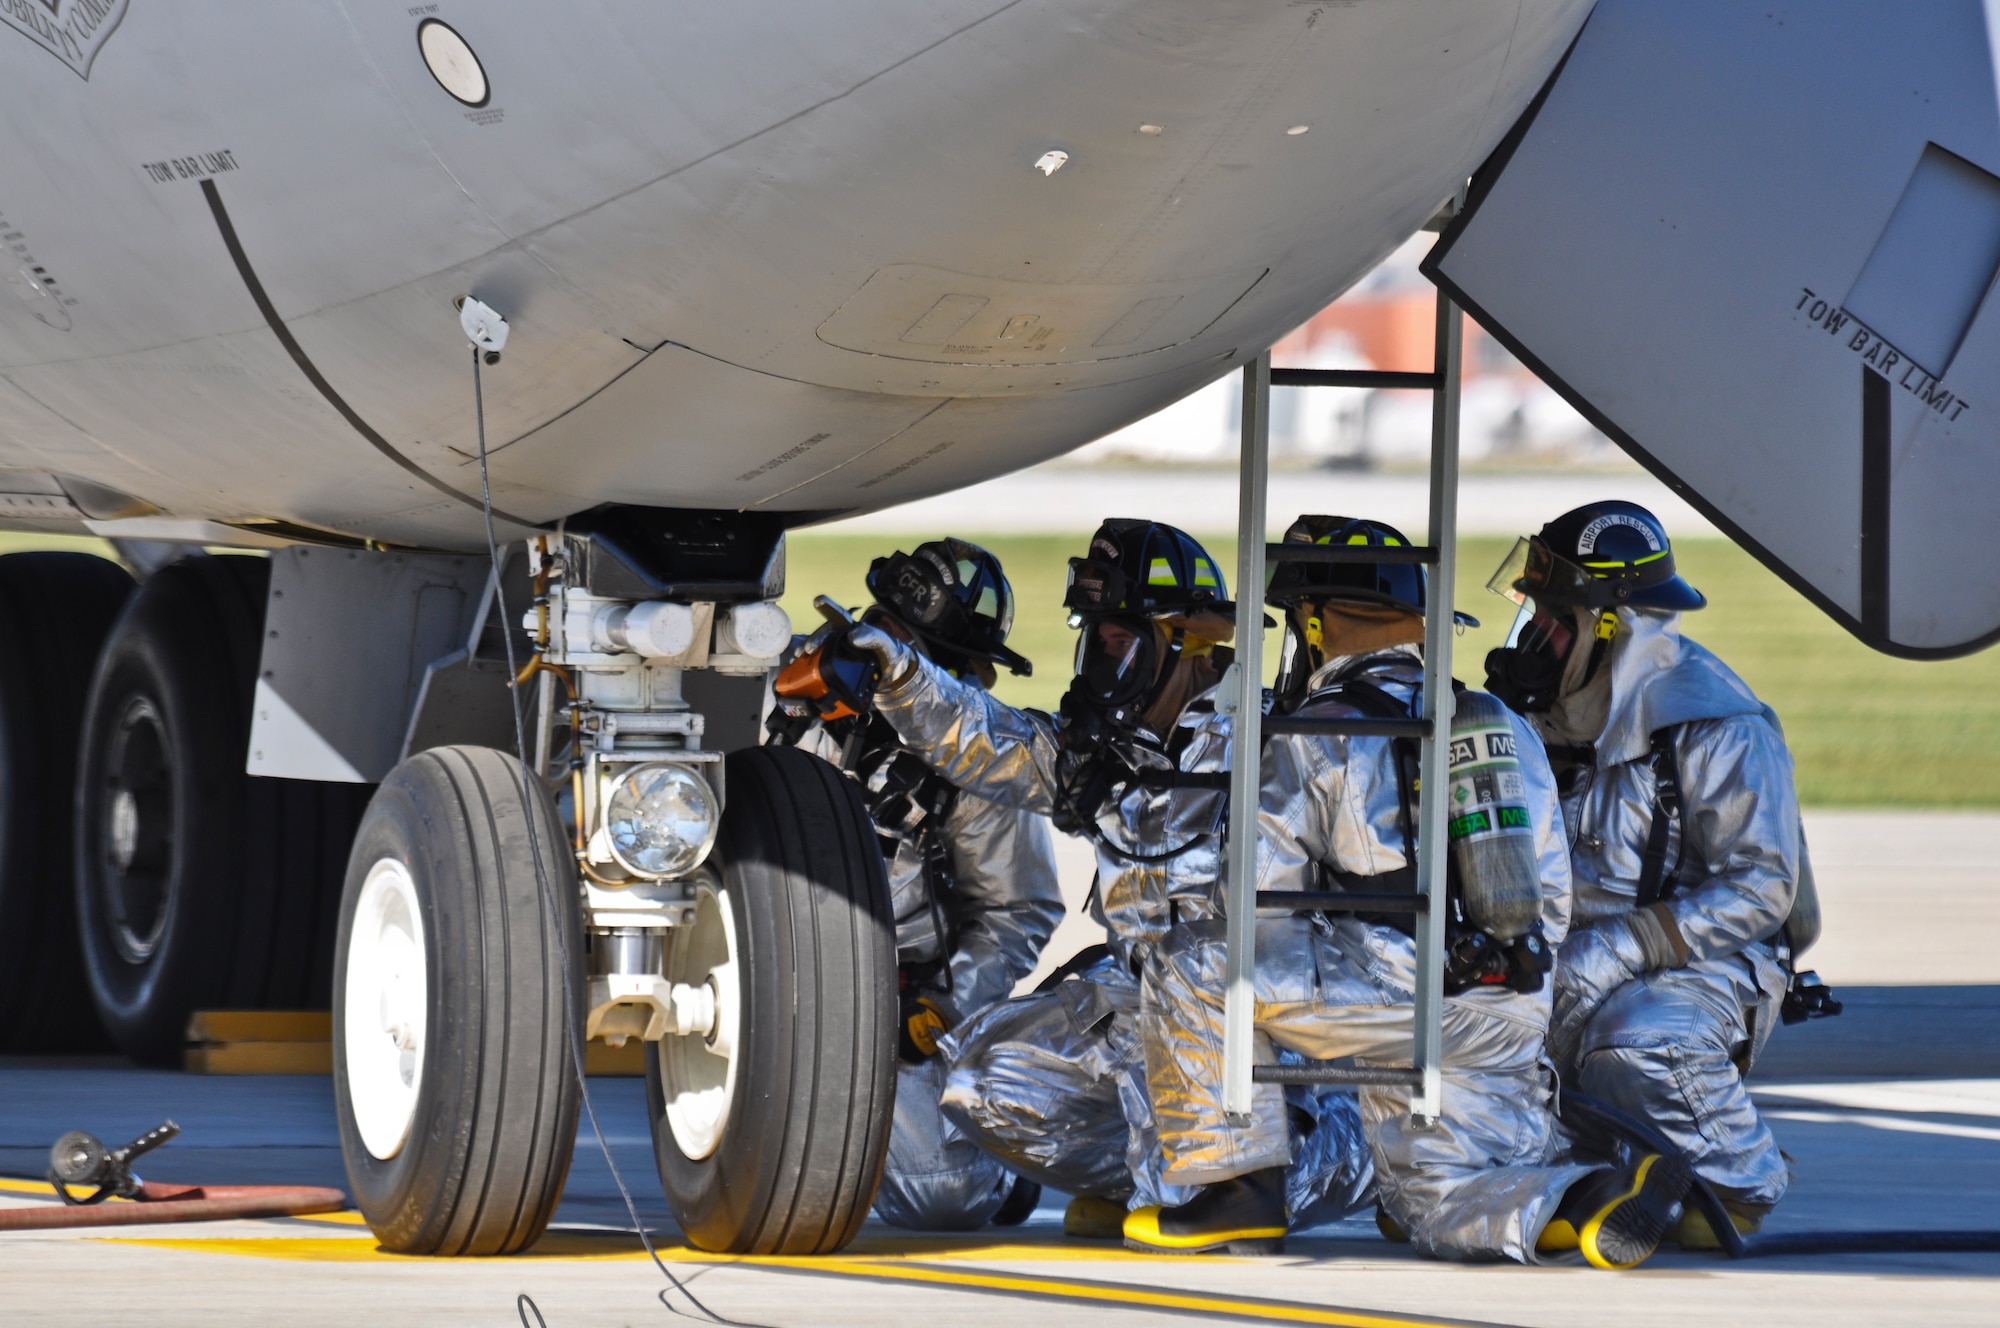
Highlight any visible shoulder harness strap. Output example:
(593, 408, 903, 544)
(1634, 725, 1685, 908)
(1305, 672, 1423, 926)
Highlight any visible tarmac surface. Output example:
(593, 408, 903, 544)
(4, 811, 1996, 1327)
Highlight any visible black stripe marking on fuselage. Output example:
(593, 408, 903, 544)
(1860, 365, 1891, 642)
(200, 178, 537, 529)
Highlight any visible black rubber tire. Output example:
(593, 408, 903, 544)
(0, 553, 134, 1051)
(648, 743, 897, 1254)
(333, 746, 581, 1256)
(74, 554, 371, 1063)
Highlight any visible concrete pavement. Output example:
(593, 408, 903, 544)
(3, 811, 1996, 1327)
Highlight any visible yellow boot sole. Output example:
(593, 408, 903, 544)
(1578, 1154, 1689, 1271)
(1122, 1205, 1286, 1256)
(1675, 1203, 1762, 1250)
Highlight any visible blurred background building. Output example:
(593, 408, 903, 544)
(1069, 234, 1619, 469)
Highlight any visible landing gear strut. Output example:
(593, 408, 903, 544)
(331, 523, 897, 1255)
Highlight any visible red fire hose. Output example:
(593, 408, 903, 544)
(0, 1178, 349, 1231)
(0, 1120, 348, 1232)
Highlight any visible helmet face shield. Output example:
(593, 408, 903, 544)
(1487, 537, 1533, 606)
(1510, 600, 1576, 659)
(1064, 556, 1131, 616)
(1489, 535, 1600, 609)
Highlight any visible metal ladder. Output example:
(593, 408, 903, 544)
(1220, 278, 1463, 1126)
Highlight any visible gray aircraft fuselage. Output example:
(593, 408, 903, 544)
(0, 1, 1590, 551)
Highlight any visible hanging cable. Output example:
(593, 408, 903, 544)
(471, 346, 768, 1328)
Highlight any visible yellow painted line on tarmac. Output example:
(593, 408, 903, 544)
(0, 1175, 128, 1203)
(743, 1256, 1491, 1328)
(99, 1232, 1240, 1266)
(97, 1232, 656, 1261)
(97, 1233, 1493, 1328)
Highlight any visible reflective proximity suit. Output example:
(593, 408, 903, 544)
(874, 654, 1375, 1221)
(796, 718, 1065, 1229)
(1140, 650, 1597, 1262)
(1540, 609, 1798, 1217)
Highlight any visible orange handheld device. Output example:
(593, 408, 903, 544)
(773, 597, 880, 722)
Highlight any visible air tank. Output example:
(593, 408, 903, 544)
(1446, 690, 1542, 940)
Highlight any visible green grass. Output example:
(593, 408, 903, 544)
(3, 527, 1981, 806)
(786, 532, 2000, 807)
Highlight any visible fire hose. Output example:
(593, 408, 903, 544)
(0, 1120, 346, 1232)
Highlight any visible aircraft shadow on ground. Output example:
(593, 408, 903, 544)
(4, 987, 1998, 1280)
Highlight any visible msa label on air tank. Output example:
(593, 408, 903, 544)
(1448, 732, 1518, 765)
(1, 0, 130, 81)
(1448, 719, 1529, 843)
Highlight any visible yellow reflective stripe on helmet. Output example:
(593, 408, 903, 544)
(1148, 557, 1175, 585)
(1581, 549, 1670, 571)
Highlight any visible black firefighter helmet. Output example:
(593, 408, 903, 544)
(866, 537, 1031, 676)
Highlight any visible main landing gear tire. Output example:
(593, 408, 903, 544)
(74, 554, 371, 1064)
(0, 553, 133, 1052)
(648, 744, 897, 1255)
(334, 746, 581, 1256)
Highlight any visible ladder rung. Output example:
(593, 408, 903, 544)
(1265, 543, 1438, 566)
(1255, 891, 1428, 914)
(1262, 716, 1432, 739)
(1253, 1064, 1426, 1088)
(1269, 368, 1441, 391)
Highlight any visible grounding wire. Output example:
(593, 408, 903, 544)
(471, 348, 768, 1328)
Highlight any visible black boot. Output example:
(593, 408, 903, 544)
(1122, 1168, 1288, 1255)
(989, 1175, 1042, 1227)
(1537, 1153, 1691, 1270)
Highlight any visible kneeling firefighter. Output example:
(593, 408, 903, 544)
(1484, 500, 1829, 1248)
(769, 537, 1062, 1230)
(1131, 516, 1692, 1269)
(846, 519, 1373, 1238)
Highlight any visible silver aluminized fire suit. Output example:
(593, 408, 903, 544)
(795, 719, 1064, 1229)
(1539, 609, 1798, 1213)
(1141, 650, 1597, 1262)
(874, 653, 1375, 1221)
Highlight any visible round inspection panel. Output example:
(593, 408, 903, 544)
(416, 19, 489, 107)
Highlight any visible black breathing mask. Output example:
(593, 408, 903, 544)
(1073, 615, 1163, 715)
(1051, 616, 1176, 834)
(1484, 603, 1576, 713)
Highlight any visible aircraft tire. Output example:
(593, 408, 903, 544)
(0, 553, 135, 1051)
(74, 554, 368, 1063)
(334, 745, 581, 1256)
(648, 743, 896, 1254)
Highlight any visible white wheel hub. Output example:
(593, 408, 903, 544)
(343, 857, 429, 1160)
(660, 879, 741, 1160)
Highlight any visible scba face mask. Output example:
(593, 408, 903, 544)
(1484, 602, 1576, 713)
(1074, 615, 1161, 713)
